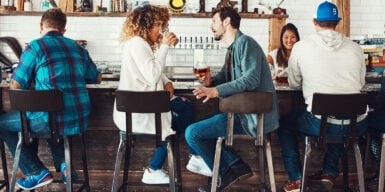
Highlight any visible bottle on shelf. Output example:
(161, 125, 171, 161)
(81, 0, 91, 11)
(41, 0, 50, 11)
(24, 0, 32, 11)
(367, 54, 374, 72)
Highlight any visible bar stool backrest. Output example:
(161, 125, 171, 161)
(115, 90, 170, 147)
(312, 93, 367, 117)
(219, 91, 273, 114)
(311, 93, 368, 142)
(115, 90, 170, 113)
(9, 89, 64, 144)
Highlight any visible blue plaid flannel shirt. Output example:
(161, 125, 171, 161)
(13, 31, 99, 135)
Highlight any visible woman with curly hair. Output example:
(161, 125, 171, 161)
(112, 4, 187, 184)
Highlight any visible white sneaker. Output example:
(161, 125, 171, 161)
(141, 168, 170, 184)
(186, 155, 212, 177)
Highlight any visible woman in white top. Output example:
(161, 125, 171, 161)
(267, 23, 300, 83)
(113, 4, 180, 184)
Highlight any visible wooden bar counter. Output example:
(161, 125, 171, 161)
(0, 82, 381, 191)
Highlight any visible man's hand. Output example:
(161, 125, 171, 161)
(96, 73, 102, 84)
(10, 79, 21, 89)
(192, 87, 219, 103)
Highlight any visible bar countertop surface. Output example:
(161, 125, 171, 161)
(0, 81, 381, 92)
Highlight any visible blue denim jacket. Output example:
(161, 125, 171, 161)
(212, 31, 279, 136)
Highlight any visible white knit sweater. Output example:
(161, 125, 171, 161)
(113, 36, 175, 140)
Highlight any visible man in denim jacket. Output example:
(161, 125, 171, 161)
(184, 6, 279, 192)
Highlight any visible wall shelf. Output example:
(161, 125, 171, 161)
(0, 10, 288, 52)
(0, 10, 288, 19)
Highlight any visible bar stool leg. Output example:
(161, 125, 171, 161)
(79, 134, 90, 192)
(257, 144, 265, 192)
(166, 137, 176, 192)
(265, 137, 276, 192)
(211, 137, 224, 192)
(9, 132, 23, 192)
(378, 133, 385, 192)
(341, 145, 349, 191)
(364, 133, 372, 174)
(256, 115, 266, 192)
(64, 136, 72, 192)
(301, 136, 312, 192)
(121, 132, 133, 192)
(353, 142, 365, 192)
(173, 135, 182, 192)
(1, 140, 9, 191)
(111, 132, 125, 192)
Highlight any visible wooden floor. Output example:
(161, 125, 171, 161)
(0, 131, 381, 192)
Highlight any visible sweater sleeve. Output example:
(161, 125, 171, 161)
(128, 37, 169, 85)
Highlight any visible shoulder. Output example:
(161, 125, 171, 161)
(235, 33, 261, 50)
(28, 38, 43, 49)
(343, 38, 362, 51)
(124, 36, 150, 50)
(236, 33, 256, 44)
(128, 36, 147, 46)
(268, 49, 278, 56)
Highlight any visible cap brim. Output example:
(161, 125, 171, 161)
(314, 17, 341, 21)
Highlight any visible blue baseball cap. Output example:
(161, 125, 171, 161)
(314, 1, 341, 21)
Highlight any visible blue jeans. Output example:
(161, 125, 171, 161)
(368, 110, 385, 133)
(0, 111, 65, 176)
(278, 110, 368, 181)
(149, 97, 194, 170)
(367, 110, 385, 162)
(184, 112, 246, 175)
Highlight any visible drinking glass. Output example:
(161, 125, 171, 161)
(275, 67, 288, 87)
(193, 61, 209, 78)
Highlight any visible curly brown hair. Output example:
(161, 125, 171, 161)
(120, 4, 170, 50)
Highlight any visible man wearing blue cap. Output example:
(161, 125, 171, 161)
(278, 1, 367, 192)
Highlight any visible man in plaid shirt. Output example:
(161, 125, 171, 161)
(0, 8, 101, 190)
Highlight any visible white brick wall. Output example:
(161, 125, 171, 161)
(1, 0, 384, 68)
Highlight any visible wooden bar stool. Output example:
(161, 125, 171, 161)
(1, 139, 9, 191)
(301, 93, 368, 192)
(111, 90, 182, 192)
(211, 92, 276, 192)
(8, 89, 90, 192)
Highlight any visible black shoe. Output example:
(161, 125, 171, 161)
(198, 161, 253, 192)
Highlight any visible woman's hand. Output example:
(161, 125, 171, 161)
(164, 82, 174, 98)
(161, 32, 178, 46)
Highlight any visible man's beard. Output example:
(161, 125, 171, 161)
(214, 34, 222, 41)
